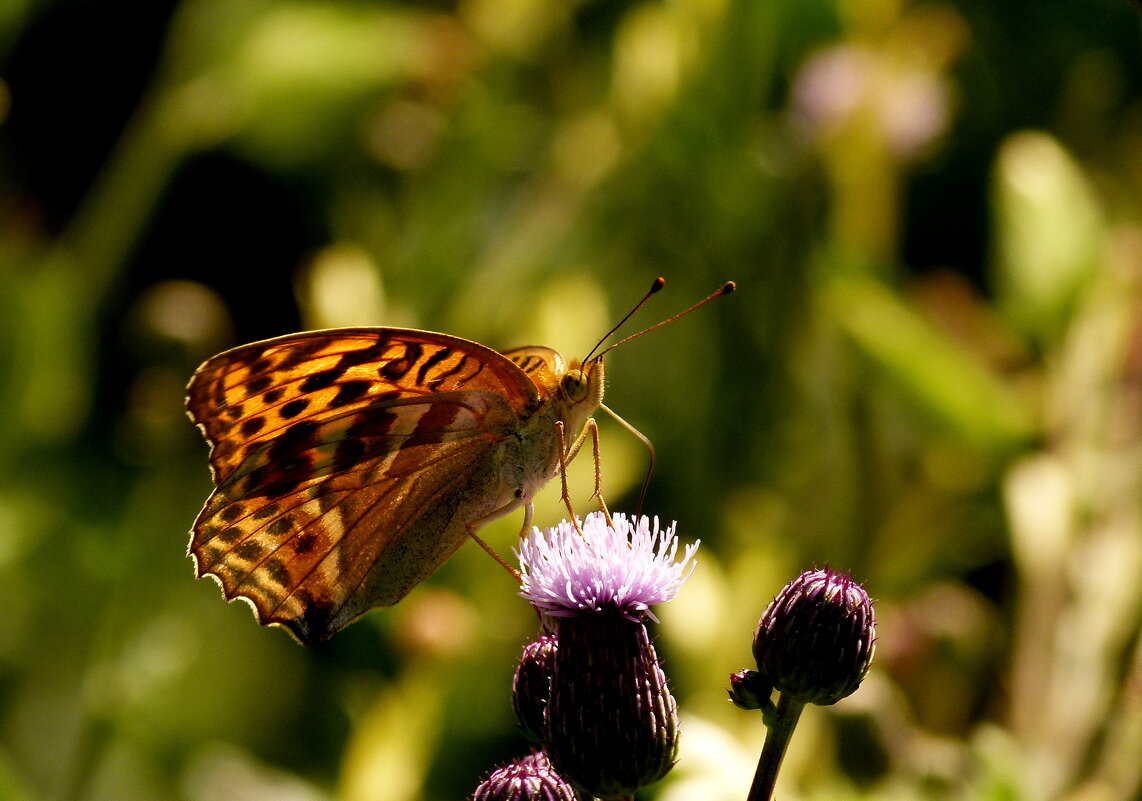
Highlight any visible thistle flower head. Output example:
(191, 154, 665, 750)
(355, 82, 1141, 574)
(516, 512, 699, 622)
(752, 567, 876, 706)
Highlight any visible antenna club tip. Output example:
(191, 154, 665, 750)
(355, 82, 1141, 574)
(651, 277, 666, 292)
(721, 281, 737, 295)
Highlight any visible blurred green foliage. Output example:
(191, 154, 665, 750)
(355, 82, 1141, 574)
(2, 0, 1142, 799)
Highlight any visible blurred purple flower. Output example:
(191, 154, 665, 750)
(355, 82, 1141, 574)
(791, 44, 952, 160)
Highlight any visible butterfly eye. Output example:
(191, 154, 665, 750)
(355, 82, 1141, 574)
(561, 370, 590, 402)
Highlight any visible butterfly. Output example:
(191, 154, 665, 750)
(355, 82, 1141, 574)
(187, 279, 733, 644)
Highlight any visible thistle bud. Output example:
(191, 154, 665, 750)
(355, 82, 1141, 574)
(472, 750, 578, 801)
(513, 634, 557, 742)
(752, 568, 875, 706)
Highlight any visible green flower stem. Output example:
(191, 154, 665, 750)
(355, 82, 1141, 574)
(747, 693, 805, 801)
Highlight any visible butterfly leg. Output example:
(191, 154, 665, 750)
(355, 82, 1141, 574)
(554, 421, 584, 534)
(465, 516, 523, 581)
(584, 419, 614, 526)
(557, 418, 615, 529)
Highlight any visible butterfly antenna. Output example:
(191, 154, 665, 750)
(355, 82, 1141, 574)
(596, 281, 736, 359)
(583, 277, 667, 364)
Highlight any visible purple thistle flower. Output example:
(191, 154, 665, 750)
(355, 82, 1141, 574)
(545, 614, 678, 799)
(515, 512, 699, 622)
(513, 512, 698, 799)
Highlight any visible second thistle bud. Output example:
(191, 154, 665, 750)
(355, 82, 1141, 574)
(727, 668, 772, 711)
(752, 568, 875, 706)
(513, 634, 557, 742)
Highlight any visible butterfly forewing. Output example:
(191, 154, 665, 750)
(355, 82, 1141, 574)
(189, 329, 544, 483)
(186, 328, 570, 643)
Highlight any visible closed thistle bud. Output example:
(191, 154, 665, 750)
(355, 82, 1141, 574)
(472, 750, 578, 801)
(513, 634, 557, 742)
(516, 512, 699, 800)
(752, 568, 875, 706)
(727, 668, 772, 711)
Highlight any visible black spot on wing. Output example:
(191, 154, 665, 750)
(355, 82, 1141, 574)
(301, 368, 344, 393)
(218, 527, 242, 544)
(265, 558, 291, 588)
(275, 338, 328, 371)
(330, 381, 371, 408)
(280, 398, 310, 419)
(340, 337, 389, 368)
(428, 353, 481, 388)
(513, 354, 544, 373)
(234, 541, 264, 561)
(380, 341, 424, 382)
(241, 417, 266, 437)
(252, 503, 280, 520)
(417, 347, 451, 386)
(220, 503, 246, 523)
(247, 375, 273, 394)
(267, 515, 294, 537)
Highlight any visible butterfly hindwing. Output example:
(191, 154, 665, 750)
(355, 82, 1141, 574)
(502, 346, 566, 395)
(192, 400, 515, 642)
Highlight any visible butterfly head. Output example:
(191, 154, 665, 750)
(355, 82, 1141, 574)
(562, 356, 605, 411)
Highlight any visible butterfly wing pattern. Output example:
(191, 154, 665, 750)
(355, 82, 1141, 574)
(186, 328, 598, 644)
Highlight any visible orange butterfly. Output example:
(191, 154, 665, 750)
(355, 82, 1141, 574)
(187, 280, 733, 644)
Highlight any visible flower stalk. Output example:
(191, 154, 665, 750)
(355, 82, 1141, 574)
(746, 692, 805, 801)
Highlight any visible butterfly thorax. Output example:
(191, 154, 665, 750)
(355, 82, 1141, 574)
(503, 354, 604, 500)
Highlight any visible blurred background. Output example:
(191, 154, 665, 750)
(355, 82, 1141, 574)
(3, 0, 1142, 799)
